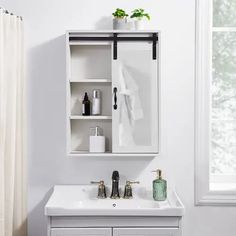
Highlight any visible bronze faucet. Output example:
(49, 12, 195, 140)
(110, 171, 120, 199)
(90, 180, 107, 199)
(123, 181, 140, 199)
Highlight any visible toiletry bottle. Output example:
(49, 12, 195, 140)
(89, 126, 105, 153)
(152, 169, 167, 201)
(82, 92, 90, 116)
(92, 89, 101, 115)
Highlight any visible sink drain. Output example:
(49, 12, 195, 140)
(112, 203, 116, 208)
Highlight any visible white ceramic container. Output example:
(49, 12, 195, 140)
(113, 18, 128, 30)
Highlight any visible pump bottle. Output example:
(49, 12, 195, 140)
(152, 169, 167, 201)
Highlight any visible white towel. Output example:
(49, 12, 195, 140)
(118, 63, 144, 146)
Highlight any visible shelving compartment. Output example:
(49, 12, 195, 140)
(70, 44, 111, 81)
(67, 41, 113, 155)
(70, 82, 112, 117)
(70, 119, 112, 154)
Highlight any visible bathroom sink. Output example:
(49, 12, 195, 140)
(45, 185, 184, 216)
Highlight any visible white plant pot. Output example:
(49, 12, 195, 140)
(134, 19, 144, 30)
(113, 18, 128, 30)
(127, 19, 135, 30)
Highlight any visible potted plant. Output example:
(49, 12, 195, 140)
(112, 8, 129, 30)
(130, 8, 150, 30)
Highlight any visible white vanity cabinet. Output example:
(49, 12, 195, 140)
(66, 31, 160, 157)
(45, 186, 184, 236)
(48, 217, 182, 236)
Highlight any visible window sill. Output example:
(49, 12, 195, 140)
(210, 183, 236, 192)
(195, 189, 236, 206)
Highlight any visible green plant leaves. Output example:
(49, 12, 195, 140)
(130, 8, 150, 20)
(112, 8, 129, 18)
(112, 8, 150, 20)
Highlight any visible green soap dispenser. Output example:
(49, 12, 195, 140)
(152, 169, 167, 201)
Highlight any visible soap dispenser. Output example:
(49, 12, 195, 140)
(89, 126, 105, 153)
(152, 169, 167, 201)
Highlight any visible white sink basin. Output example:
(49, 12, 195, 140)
(45, 185, 184, 216)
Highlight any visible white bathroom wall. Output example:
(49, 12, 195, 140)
(1, 0, 236, 235)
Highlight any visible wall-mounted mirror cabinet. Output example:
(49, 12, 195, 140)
(66, 31, 160, 157)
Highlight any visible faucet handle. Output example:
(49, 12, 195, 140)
(90, 180, 107, 199)
(123, 181, 140, 199)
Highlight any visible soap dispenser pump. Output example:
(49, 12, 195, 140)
(152, 169, 167, 201)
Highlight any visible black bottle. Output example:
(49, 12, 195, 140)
(82, 92, 90, 116)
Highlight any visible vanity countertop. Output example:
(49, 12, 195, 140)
(45, 185, 184, 217)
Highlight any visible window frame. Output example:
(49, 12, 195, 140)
(195, 0, 236, 206)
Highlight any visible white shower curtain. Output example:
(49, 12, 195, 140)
(0, 9, 27, 236)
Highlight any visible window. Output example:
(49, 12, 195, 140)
(195, 0, 236, 205)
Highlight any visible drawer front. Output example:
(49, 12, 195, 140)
(51, 216, 180, 228)
(51, 228, 112, 236)
(113, 228, 179, 236)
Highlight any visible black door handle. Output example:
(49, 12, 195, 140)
(113, 87, 117, 110)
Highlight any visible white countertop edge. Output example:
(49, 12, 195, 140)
(45, 209, 184, 217)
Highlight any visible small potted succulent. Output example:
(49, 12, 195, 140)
(112, 8, 129, 30)
(130, 8, 150, 30)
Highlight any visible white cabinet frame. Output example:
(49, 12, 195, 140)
(66, 31, 160, 157)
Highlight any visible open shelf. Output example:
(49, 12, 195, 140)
(67, 41, 113, 155)
(70, 119, 112, 153)
(68, 151, 158, 157)
(70, 79, 111, 83)
(70, 44, 111, 80)
(70, 115, 112, 120)
(70, 82, 112, 116)
(69, 41, 112, 46)
(69, 151, 112, 156)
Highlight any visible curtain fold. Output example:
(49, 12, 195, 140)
(0, 9, 27, 236)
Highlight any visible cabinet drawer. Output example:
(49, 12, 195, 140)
(113, 228, 179, 236)
(51, 216, 180, 228)
(51, 228, 111, 236)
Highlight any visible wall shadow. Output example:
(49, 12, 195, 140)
(95, 16, 113, 29)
